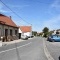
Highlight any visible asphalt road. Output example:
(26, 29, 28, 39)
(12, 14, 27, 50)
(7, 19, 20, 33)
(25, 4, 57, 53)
(0, 37, 47, 60)
(45, 39, 60, 60)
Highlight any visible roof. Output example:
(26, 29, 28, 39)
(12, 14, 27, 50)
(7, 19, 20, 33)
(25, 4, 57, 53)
(0, 14, 17, 27)
(19, 26, 31, 32)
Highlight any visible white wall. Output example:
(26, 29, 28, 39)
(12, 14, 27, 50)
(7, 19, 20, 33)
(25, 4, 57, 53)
(18, 28, 22, 33)
(52, 30, 56, 35)
(18, 28, 32, 37)
(24, 32, 32, 36)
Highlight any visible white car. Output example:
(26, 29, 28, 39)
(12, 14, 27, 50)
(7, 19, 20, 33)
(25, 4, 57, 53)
(21, 35, 28, 40)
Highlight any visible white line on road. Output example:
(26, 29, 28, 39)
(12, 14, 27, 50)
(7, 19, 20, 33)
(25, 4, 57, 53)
(0, 42, 32, 54)
(43, 39, 54, 60)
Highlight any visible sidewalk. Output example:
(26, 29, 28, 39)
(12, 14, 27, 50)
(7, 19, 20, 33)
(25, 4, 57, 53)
(2, 39, 25, 46)
(0, 38, 33, 46)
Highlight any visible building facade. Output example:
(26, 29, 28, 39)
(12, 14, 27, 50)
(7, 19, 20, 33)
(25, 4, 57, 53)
(18, 26, 32, 39)
(0, 14, 18, 42)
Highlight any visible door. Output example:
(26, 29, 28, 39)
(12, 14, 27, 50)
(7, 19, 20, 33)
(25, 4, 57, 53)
(5, 29, 8, 36)
(19, 33, 21, 39)
(5, 29, 8, 41)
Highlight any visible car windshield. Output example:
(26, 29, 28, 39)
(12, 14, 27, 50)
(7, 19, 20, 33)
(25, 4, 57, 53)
(0, 0, 60, 60)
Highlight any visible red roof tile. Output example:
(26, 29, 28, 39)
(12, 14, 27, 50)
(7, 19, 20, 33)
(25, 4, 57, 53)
(0, 14, 17, 27)
(19, 26, 31, 32)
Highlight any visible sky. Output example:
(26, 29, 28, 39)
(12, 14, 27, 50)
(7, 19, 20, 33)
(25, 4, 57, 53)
(0, 0, 60, 32)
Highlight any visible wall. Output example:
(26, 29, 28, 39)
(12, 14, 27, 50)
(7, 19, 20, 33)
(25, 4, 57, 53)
(24, 32, 32, 37)
(18, 28, 32, 37)
(0, 24, 4, 36)
(0, 24, 18, 36)
(18, 28, 22, 33)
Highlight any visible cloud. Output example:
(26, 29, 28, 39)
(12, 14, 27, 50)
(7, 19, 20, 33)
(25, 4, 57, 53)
(43, 15, 60, 30)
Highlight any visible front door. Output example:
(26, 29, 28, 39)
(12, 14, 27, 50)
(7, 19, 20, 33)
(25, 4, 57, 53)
(5, 29, 8, 41)
(19, 33, 21, 39)
(5, 29, 8, 36)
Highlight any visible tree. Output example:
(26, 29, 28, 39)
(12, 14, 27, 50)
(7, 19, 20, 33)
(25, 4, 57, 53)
(42, 27, 49, 37)
(48, 31, 53, 36)
(32, 31, 37, 36)
(43, 27, 49, 33)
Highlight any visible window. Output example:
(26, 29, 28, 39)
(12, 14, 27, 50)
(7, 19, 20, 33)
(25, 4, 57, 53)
(15, 30, 17, 35)
(5, 29, 8, 36)
(10, 29, 12, 36)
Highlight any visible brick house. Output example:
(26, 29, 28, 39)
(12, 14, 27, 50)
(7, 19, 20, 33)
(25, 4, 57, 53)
(0, 14, 18, 42)
(18, 26, 32, 39)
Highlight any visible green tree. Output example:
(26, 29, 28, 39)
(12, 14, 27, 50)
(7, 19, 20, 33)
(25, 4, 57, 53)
(42, 27, 49, 37)
(32, 31, 37, 36)
(48, 31, 53, 36)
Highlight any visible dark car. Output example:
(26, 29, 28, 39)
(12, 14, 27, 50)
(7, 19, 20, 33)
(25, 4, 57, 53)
(47, 35, 60, 42)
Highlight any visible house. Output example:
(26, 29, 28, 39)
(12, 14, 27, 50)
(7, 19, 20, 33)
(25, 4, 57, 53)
(18, 26, 32, 39)
(0, 14, 18, 42)
(51, 29, 60, 35)
(52, 30, 56, 35)
(56, 29, 60, 35)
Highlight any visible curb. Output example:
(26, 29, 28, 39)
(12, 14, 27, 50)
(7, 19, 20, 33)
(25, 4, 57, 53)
(2, 39, 25, 46)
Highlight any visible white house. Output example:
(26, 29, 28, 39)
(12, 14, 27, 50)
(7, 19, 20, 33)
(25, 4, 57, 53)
(18, 26, 32, 39)
(52, 30, 56, 35)
(52, 29, 60, 35)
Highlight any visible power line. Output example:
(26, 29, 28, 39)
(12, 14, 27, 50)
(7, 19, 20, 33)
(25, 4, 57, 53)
(0, 0, 31, 25)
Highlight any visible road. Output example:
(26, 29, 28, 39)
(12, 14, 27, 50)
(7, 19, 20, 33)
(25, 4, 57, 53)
(45, 38, 60, 60)
(0, 37, 60, 60)
(0, 37, 47, 60)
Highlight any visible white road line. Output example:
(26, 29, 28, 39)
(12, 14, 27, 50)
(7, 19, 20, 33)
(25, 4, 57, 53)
(43, 39, 54, 60)
(0, 42, 32, 54)
(17, 42, 32, 48)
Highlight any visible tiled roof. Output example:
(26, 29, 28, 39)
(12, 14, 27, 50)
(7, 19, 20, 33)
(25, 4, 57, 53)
(0, 14, 17, 27)
(19, 26, 31, 32)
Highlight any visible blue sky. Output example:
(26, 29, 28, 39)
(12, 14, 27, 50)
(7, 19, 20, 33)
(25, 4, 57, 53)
(0, 0, 60, 32)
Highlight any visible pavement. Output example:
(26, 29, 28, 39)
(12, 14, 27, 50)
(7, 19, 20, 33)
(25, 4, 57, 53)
(45, 38, 60, 60)
(0, 38, 33, 46)
(2, 39, 25, 45)
(0, 37, 48, 60)
(0, 37, 60, 60)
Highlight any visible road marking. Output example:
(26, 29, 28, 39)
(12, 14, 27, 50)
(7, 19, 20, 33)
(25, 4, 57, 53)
(43, 39, 54, 60)
(0, 42, 32, 54)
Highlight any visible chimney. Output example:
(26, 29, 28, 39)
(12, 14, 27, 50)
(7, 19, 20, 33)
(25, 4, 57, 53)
(10, 16, 11, 20)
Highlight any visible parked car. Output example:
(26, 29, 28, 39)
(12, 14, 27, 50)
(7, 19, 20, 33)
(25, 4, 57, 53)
(27, 35, 34, 38)
(21, 35, 28, 40)
(31, 35, 34, 38)
(47, 35, 60, 42)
